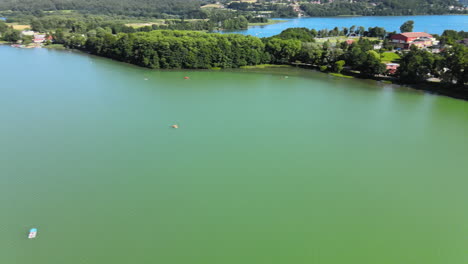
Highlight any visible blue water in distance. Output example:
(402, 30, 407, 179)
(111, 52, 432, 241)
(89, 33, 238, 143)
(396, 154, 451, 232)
(225, 15, 468, 37)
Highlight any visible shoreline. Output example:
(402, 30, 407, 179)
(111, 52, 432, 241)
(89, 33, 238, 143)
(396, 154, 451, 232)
(272, 14, 468, 19)
(248, 20, 288, 27)
(3, 44, 466, 101)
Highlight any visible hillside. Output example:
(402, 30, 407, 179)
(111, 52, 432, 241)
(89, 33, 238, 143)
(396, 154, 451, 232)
(0, 0, 206, 18)
(300, 0, 464, 16)
(0, 0, 465, 18)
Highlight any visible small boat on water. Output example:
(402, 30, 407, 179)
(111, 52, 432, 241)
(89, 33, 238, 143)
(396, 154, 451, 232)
(28, 228, 37, 239)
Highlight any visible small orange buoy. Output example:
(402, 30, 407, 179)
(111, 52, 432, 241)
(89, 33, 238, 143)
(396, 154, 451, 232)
(184, 76, 190, 79)
(171, 124, 179, 129)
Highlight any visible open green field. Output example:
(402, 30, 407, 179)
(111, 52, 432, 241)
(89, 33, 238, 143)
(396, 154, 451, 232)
(380, 52, 401, 63)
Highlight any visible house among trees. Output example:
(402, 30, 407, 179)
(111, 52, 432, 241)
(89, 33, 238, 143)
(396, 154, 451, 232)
(390, 32, 438, 49)
(33, 34, 46, 43)
(385, 63, 400, 75)
(457, 38, 468, 47)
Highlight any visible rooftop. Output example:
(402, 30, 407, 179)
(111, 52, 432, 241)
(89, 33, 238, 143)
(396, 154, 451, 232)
(400, 32, 433, 38)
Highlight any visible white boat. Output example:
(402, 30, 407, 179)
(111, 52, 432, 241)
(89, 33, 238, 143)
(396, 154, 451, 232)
(28, 228, 37, 239)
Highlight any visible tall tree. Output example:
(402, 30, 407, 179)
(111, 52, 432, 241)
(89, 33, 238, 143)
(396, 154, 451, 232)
(400, 20, 414, 33)
(398, 46, 437, 83)
(440, 44, 468, 86)
(0, 21, 8, 34)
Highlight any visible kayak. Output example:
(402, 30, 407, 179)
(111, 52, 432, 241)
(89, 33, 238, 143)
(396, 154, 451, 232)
(28, 228, 37, 239)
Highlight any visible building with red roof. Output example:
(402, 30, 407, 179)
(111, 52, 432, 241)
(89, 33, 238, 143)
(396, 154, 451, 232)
(33, 34, 46, 43)
(390, 32, 438, 49)
(385, 63, 400, 75)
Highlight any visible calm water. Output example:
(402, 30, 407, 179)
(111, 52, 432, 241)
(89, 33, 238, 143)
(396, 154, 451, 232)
(227, 15, 468, 37)
(1, 46, 468, 264)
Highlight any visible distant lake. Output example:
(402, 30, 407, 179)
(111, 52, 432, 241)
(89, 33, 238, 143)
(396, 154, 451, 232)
(227, 15, 468, 37)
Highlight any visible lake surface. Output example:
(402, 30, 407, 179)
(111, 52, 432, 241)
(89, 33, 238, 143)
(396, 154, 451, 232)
(1, 46, 468, 264)
(227, 15, 468, 37)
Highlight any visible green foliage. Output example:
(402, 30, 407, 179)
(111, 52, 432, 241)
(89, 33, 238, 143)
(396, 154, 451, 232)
(333, 60, 345, 73)
(264, 38, 302, 64)
(301, 0, 463, 17)
(439, 44, 468, 86)
(343, 41, 385, 76)
(1, 28, 21, 42)
(275, 28, 316, 42)
(0, 0, 205, 18)
(83, 30, 266, 69)
(297, 42, 323, 65)
(21, 35, 33, 44)
(44, 44, 66, 49)
(398, 46, 438, 83)
(222, 16, 248, 30)
(367, 27, 386, 38)
(0, 20, 8, 34)
(319, 65, 328, 72)
(400, 20, 414, 33)
(439, 30, 468, 45)
(271, 5, 296, 18)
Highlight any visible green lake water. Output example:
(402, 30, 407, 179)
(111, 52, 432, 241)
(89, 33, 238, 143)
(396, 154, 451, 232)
(1, 46, 467, 264)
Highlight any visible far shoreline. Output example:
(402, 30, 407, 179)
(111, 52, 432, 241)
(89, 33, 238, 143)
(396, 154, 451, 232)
(3, 44, 465, 101)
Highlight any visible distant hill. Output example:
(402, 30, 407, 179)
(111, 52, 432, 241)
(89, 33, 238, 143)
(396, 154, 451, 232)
(0, 0, 465, 18)
(0, 0, 206, 18)
(300, 0, 465, 17)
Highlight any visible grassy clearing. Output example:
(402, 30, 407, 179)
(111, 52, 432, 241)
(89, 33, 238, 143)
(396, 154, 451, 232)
(380, 52, 401, 63)
(126, 19, 208, 28)
(125, 21, 164, 28)
(44, 44, 66, 50)
(315, 36, 348, 43)
(330, 73, 354, 78)
(240, 64, 291, 69)
(6, 23, 30, 30)
(201, 4, 224, 9)
(315, 36, 379, 44)
(249, 19, 287, 27)
(44, 10, 74, 14)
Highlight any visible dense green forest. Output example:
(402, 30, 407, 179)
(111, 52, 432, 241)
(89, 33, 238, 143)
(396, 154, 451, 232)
(0, 0, 465, 19)
(300, 0, 465, 16)
(0, 0, 206, 18)
(47, 27, 466, 90)
(223, 0, 465, 16)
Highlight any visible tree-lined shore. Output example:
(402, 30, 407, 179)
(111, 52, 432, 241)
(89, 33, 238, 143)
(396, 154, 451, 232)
(1, 15, 466, 99)
(58, 27, 466, 97)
